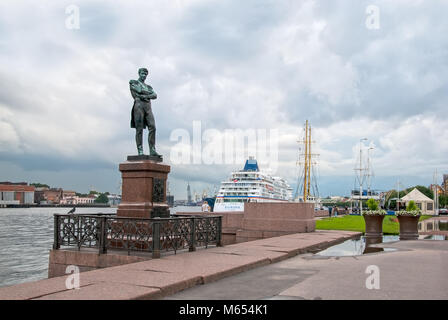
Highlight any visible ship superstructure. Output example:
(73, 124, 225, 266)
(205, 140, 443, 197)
(214, 157, 293, 212)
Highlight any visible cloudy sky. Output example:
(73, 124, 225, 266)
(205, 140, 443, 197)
(0, 0, 447, 199)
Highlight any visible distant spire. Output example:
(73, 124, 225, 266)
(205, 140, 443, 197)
(187, 182, 192, 204)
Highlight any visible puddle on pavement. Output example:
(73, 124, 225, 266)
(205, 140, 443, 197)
(315, 235, 399, 257)
(316, 232, 447, 257)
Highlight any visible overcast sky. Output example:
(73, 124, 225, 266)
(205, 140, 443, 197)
(0, 0, 447, 199)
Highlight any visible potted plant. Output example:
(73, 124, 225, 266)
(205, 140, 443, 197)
(396, 200, 421, 240)
(362, 198, 386, 238)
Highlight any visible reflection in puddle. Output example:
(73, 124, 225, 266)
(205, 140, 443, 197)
(316, 231, 447, 257)
(316, 235, 399, 257)
(421, 234, 446, 240)
(419, 219, 448, 232)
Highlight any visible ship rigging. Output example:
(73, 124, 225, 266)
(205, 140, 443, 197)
(294, 120, 320, 204)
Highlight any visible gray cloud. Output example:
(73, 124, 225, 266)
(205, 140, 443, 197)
(0, 152, 114, 172)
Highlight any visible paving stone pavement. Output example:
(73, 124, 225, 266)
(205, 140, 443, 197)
(0, 230, 360, 300)
(165, 240, 448, 300)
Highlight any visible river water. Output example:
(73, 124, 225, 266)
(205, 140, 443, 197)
(0, 206, 201, 288)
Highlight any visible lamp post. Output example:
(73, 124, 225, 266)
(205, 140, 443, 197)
(359, 138, 368, 215)
(367, 146, 374, 196)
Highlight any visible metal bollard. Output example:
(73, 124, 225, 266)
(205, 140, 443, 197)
(53, 214, 60, 250)
(152, 219, 161, 258)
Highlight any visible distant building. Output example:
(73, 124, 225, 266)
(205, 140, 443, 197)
(60, 195, 95, 205)
(81, 197, 95, 204)
(63, 190, 77, 198)
(401, 188, 435, 215)
(429, 184, 443, 196)
(107, 194, 121, 206)
(187, 182, 192, 205)
(174, 199, 188, 206)
(0, 182, 35, 205)
(35, 188, 63, 204)
(88, 194, 98, 200)
(443, 174, 448, 195)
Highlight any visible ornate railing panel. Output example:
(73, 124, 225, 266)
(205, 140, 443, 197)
(159, 218, 193, 254)
(107, 218, 155, 253)
(53, 214, 222, 258)
(56, 215, 101, 249)
(195, 216, 220, 248)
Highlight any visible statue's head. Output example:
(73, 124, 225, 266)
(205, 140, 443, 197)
(138, 68, 148, 81)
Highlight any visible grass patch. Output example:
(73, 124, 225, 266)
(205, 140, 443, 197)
(316, 214, 433, 235)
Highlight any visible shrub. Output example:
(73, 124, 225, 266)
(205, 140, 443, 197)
(396, 200, 421, 216)
(366, 198, 379, 211)
(406, 200, 418, 211)
(362, 198, 386, 216)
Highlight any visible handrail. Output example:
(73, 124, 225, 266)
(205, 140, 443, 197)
(53, 213, 223, 258)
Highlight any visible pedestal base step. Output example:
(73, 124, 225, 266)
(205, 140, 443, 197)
(127, 155, 163, 162)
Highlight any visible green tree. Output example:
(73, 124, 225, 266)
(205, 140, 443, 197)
(76, 193, 89, 197)
(31, 183, 50, 188)
(439, 195, 448, 208)
(94, 193, 109, 204)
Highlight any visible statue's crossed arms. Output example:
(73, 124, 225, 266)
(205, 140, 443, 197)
(129, 79, 157, 102)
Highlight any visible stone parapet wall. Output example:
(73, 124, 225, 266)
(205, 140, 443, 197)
(315, 209, 329, 217)
(48, 249, 150, 278)
(178, 202, 315, 244)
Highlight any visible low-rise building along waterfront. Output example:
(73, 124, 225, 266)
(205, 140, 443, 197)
(0, 182, 35, 205)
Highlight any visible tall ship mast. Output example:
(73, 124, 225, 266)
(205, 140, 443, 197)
(350, 139, 379, 214)
(294, 120, 320, 204)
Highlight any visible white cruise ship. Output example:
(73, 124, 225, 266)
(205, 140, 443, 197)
(213, 157, 293, 212)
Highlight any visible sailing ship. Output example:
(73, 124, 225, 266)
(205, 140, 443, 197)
(293, 120, 321, 207)
(350, 138, 379, 214)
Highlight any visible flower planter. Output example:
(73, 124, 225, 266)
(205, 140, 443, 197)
(363, 215, 385, 238)
(398, 215, 420, 240)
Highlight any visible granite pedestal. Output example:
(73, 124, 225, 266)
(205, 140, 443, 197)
(117, 156, 170, 218)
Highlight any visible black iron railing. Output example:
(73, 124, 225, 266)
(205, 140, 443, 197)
(53, 214, 222, 258)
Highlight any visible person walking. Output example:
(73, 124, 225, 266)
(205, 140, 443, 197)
(201, 201, 210, 213)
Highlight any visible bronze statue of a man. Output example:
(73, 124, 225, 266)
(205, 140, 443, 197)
(130, 67, 161, 157)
